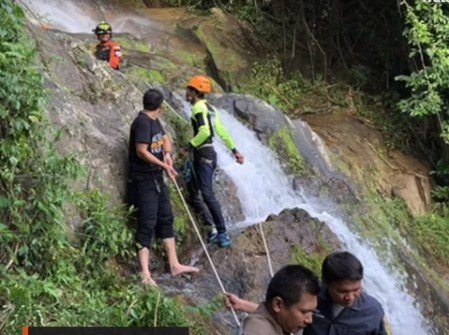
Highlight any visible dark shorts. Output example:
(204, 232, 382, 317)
(128, 173, 174, 249)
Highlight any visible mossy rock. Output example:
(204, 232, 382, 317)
(269, 126, 310, 176)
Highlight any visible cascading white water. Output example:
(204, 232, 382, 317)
(189, 106, 431, 335)
(25, 0, 96, 33)
(22, 1, 433, 332)
(25, 0, 158, 35)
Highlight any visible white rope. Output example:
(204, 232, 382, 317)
(173, 179, 241, 328)
(259, 221, 274, 278)
(17, 4, 240, 325)
(252, 199, 274, 278)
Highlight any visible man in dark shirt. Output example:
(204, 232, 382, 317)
(226, 251, 387, 335)
(303, 251, 387, 335)
(128, 88, 198, 286)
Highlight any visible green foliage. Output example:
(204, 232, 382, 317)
(0, 0, 82, 275)
(410, 207, 449, 268)
(236, 59, 305, 113)
(0, 1, 209, 333)
(431, 186, 449, 203)
(235, 4, 278, 43)
(397, 2, 449, 143)
(0, 270, 201, 333)
(269, 127, 308, 176)
(77, 189, 135, 267)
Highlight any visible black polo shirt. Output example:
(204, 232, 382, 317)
(128, 112, 165, 177)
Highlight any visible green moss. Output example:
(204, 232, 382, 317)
(115, 38, 151, 53)
(406, 209, 449, 268)
(290, 244, 330, 277)
(196, 25, 247, 73)
(173, 49, 204, 67)
(129, 67, 166, 85)
(342, 187, 449, 294)
(269, 127, 308, 176)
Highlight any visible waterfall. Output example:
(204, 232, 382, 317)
(191, 106, 431, 335)
(24, 0, 96, 33)
(24, 0, 157, 35)
(22, 0, 433, 332)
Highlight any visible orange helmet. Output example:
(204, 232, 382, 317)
(187, 75, 211, 94)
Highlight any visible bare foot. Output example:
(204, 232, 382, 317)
(171, 264, 199, 277)
(141, 273, 157, 287)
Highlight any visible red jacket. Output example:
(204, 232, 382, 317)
(96, 40, 121, 70)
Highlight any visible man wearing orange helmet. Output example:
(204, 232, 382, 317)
(185, 75, 244, 248)
(93, 21, 122, 70)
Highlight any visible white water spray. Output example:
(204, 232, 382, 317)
(23, 0, 432, 331)
(187, 105, 431, 335)
(24, 0, 159, 35)
(24, 0, 96, 33)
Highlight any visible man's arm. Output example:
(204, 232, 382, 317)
(136, 143, 177, 180)
(162, 134, 174, 167)
(224, 293, 258, 313)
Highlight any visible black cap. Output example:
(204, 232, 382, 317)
(143, 88, 164, 111)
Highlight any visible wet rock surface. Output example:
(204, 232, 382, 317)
(26, 5, 449, 333)
(153, 208, 340, 335)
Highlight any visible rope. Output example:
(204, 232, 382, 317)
(173, 179, 241, 328)
(17, 2, 240, 326)
(252, 199, 274, 278)
(259, 221, 274, 278)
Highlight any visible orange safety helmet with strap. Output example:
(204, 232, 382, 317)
(187, 75, 212, 94)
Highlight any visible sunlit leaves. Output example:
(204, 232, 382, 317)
(397, 2, 449, 144)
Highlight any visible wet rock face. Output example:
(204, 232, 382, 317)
(303, 112, 432, 216)
(214, 169, 245, 225)
(210, 93, 290, 141)
(181, 207, 340, 334)
(33, 28, 140, 205)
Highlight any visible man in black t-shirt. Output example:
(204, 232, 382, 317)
(128, 88, 199, 286)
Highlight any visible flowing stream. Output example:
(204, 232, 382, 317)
(203, 107, 431, 335)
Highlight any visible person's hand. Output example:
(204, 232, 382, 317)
(234, 151, 244, 164)
(164, 152, 174, 167)
(224, 293, 244, 311)
(164, 164, 178, 181)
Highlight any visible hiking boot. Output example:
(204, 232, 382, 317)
(207, 227, 218, 244)
(217, 232, 231, 248)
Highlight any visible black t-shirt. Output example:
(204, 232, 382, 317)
(128, 112, 166, 177)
